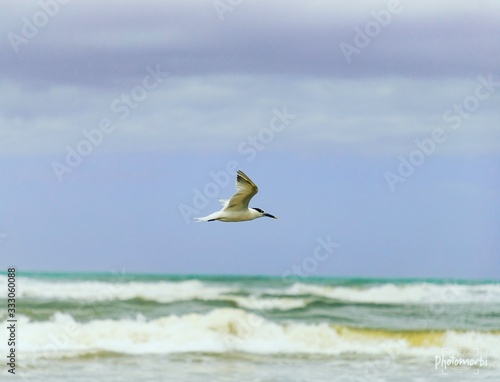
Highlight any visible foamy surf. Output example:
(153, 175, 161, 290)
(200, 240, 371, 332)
(11, 277, 233, 303)
(3, 273, 499, 381)
(284, 282, 500, 304)
(3, 275, 500, 307)
(18, 309, 500, 363)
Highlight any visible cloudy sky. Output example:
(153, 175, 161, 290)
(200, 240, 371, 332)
(1, 0, 499, 279)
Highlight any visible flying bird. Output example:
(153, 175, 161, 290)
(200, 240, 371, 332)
(194, 170, 278, 222)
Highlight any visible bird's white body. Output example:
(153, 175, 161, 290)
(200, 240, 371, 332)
(196, 207, 263, 222)
(194, 170, 277, 223)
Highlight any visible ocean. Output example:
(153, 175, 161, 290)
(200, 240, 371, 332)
(1, 272, 499, 381)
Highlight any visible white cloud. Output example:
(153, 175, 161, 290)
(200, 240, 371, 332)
(1, 1, 499, 157)
(1, 75, 498, 156)
(1, 0, 499, 86)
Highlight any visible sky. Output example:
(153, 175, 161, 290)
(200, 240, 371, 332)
(0, 0, 499, 279)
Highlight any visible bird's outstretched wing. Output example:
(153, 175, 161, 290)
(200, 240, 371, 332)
(223, 170, 258, 211)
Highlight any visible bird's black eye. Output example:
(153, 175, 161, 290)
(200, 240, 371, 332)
(253, 208, 264, 213)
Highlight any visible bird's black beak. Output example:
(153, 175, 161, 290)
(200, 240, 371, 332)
(264, 213, 278, 219)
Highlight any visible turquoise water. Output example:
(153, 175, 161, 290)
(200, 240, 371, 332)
(1, 272, 499, 381)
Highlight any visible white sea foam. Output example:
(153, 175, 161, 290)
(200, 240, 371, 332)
(13, 278, 232, 303)
(231, 296, 309, 311)
(17, 309, 500, 363)
(1, 276, 308, 311)
(284, 282, 500, 304)
(2, 275, 500, 307)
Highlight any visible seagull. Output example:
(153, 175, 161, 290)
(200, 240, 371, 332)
(194, 170, 278, 222)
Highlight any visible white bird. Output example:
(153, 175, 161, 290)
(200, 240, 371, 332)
(194, 170, 278, 222)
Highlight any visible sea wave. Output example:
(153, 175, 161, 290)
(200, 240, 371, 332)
(4, 275, 500, 308)
(10, 278, 232, 303)
(17, 309, 500, 362)
(283, 282, 500, 305)
(1, 276, 308, 311)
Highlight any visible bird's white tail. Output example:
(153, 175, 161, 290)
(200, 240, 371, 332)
(193, 217, 210, 222)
